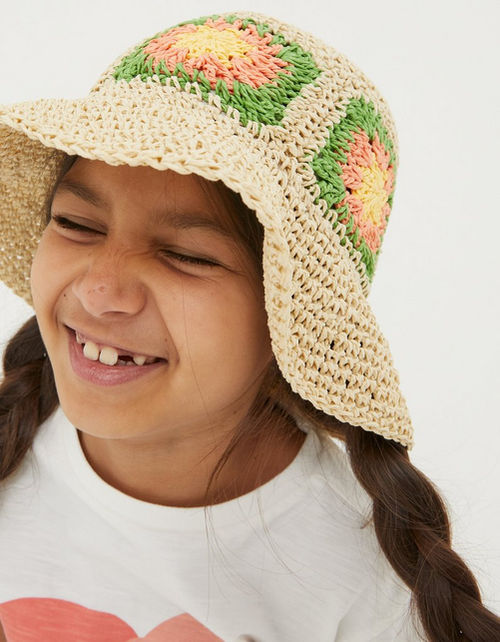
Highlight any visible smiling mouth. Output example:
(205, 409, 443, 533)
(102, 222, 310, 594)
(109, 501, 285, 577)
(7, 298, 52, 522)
(66, 326, 166, 367)
(66, 326, 167, 387)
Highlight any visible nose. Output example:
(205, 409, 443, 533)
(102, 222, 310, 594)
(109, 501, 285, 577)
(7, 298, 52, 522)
(71, 245, 147, 318)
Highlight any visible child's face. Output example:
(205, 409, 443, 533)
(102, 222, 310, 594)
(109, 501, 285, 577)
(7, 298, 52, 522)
(31, 158, 272, 442)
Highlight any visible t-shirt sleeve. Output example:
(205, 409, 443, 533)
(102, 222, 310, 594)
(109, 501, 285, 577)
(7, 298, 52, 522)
(334, 549, 426, 641)
(311, 432, 427, 640)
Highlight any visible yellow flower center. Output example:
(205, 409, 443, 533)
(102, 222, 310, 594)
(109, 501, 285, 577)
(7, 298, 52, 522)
(352, 163, 389, 227)
(175, 25, 253, 68)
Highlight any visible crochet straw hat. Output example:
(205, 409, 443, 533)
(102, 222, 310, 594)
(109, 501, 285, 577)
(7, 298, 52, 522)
(0, 11, 414, 448)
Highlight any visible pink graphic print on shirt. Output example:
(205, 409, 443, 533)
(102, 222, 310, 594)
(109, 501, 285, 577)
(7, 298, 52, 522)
(0, 598, 223, 641)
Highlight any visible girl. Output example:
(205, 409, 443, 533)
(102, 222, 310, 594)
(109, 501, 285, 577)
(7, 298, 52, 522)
(0, 10, 498, 642)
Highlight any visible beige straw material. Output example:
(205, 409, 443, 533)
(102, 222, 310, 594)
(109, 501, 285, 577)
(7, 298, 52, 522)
(0, 11, 414, 448)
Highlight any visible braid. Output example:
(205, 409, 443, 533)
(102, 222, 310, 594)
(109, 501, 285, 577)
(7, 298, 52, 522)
(0, 315, 58, 480)
(345, 426, 500, 641)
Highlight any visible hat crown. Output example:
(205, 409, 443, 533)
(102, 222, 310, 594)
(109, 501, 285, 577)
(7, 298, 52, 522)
(90, 12, 399, 294)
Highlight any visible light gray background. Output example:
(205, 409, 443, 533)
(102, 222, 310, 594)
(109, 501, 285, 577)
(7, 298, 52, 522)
(1, 0, 499, 612)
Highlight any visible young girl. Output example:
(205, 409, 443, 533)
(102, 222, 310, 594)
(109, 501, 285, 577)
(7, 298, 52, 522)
(0, 10, 498, 642)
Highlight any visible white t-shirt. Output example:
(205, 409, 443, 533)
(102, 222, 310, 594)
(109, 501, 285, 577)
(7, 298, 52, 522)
(0, 406, 424, 641)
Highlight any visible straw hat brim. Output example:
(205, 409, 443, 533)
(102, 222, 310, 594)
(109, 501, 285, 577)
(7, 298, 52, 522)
(0, 77, 413, 448)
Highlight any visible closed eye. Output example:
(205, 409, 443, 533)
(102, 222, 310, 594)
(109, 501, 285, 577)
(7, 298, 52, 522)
(161, 251, 219, 268)
(51, 214, 102, 234)
(52, 214, 219, 268)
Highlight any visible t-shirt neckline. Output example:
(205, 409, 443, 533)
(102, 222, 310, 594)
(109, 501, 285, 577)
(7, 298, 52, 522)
(44, 405, 322, 532)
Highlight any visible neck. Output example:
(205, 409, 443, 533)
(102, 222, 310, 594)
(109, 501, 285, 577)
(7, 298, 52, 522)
(77, 413, 306, 507)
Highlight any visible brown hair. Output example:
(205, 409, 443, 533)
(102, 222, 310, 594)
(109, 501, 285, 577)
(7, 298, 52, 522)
(1, 156, 499, 641)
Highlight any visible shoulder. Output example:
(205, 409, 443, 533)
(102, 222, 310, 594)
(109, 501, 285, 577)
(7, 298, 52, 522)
(303, 426, 374, 523)
(299, 428, 425, 639)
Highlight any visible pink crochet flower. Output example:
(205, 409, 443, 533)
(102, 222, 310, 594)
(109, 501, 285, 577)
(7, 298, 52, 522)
(337, 130, 394, 252)
(143, 17, 290, 92)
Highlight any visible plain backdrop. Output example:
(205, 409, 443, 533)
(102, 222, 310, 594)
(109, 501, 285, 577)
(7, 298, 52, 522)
(1, 0, 499, 612)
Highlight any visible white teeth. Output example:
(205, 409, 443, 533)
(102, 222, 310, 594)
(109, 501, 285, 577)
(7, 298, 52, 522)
(99, 346, 118, 366)
(77, 331, 158, 366)
(82, 340, 99, 361)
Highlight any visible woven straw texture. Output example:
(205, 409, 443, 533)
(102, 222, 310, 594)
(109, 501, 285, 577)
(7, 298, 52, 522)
(0, 11, 413, 448)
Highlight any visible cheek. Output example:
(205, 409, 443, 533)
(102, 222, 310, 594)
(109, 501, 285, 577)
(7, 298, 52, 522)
(31, 234, 57, 313)
(168, 280, 271, 369)
(30, 232, 76, 324)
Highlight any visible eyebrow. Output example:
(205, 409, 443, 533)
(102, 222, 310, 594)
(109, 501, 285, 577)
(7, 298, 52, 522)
(57, 178, 109, 210)
(55, 178, 234, 239)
